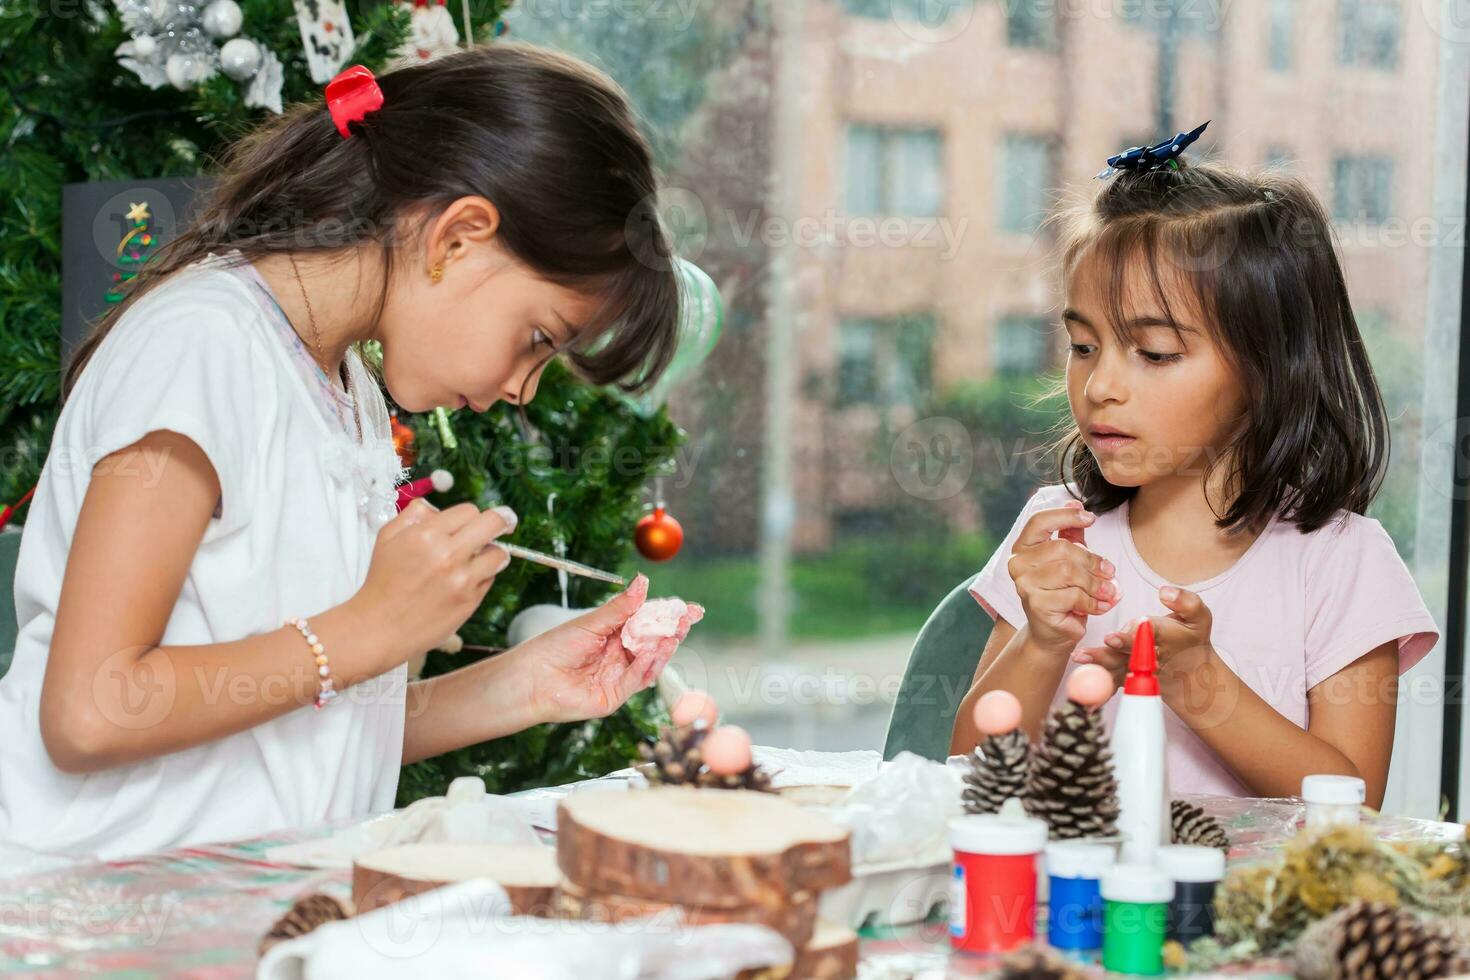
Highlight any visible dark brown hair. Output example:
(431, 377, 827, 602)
(63, 43, 679, 402)
(1050, 159, 1389, 534)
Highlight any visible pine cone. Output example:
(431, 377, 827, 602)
(1171, 799, 1230, 851)
(998, 943, 1089, 980)
(258, 892, 352, 956)
(1294, 900, 1470, 980)
(962, 729, 1031, 815)
(638, 722, 711, 785)
(638, 723, 776, 792)
(1023, 699, 1119, 838)
(695, 765, 776, 793)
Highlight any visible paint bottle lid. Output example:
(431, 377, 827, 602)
(1123, 620, 1159, 696)
(1155, 845, 1225, 883)
(1301, 774, 1366, 806)
(1046, 840, 1118, 879)
(949, 812, 1049, 856)
(1101, 863, 1173, 904)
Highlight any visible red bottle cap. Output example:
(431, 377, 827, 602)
(1124, 619, 1159, 696)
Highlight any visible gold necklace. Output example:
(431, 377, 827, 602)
(288, 254, 362, 443)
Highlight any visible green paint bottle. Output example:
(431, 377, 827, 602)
(1101, 864, 1172, 975)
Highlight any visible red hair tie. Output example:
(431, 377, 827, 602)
(325, 65, 384, 139)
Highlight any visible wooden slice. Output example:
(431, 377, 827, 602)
(775, 784, 852, 807)
(735, 919, 861, 980)
(352, 842, 558, 916)
(557, 787, 851, 908)
(553, 876, 818, 949)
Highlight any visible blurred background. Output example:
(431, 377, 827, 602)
(506, 0, 1468, 816)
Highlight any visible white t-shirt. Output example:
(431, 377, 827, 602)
(0, 252, 408, 873)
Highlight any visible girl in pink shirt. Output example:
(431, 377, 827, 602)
(952, 138, 1438, 808)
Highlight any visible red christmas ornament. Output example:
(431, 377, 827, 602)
(635, 506, 683, 562)
(390, 414, 417, 467)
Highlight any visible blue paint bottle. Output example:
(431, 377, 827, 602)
(1046, 840, 1117, 952)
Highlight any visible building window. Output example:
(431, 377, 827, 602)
(1007, 1, 1055, 48)
(836, 313, 937, 407)
(842, 0, 975, 22)
(845, 125, 945, 217)
(999, 134, 1054, 235)
(994, 315, 1051, 376)
(1338, 0, 1399, 69)
(1268, 0, 1295, 70)
(1332, 156, 1393, 224)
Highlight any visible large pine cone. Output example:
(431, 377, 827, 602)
(258, 893, 352, 956)
(1023, 699, 1119, 839)
(962, 729, 1031, 815)
(998, 943, 1089, 980)
(1294, 900, 1470, 980)
(1171, 799, 1230, 851)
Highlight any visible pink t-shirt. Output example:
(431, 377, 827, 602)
(968, 483, 1439, 797)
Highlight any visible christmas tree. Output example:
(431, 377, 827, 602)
(0, 1, 691, 802)
(105, 201, 160, 304)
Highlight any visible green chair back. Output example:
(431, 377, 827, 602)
(881, 575, 992, 762)
(0, 530, 19, 678)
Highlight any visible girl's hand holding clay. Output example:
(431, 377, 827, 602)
(510, 574, 704, 724)
(1006, 499, 1120, 655)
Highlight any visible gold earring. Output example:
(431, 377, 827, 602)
(430, 263, 444, 284)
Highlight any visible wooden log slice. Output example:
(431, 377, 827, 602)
(735, 919, 861, 980)
(552, 876, 818, 949)
(352, 842, 558, 916)
(557, 787, 851, 909)
(775, 785, 852, 807)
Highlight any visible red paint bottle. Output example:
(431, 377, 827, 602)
(947, 811, 1049, 954)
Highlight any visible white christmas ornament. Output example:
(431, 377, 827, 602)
(201, 0, 242, 38)
(219, 37, 261, 80)
(132, 33, 157, 58)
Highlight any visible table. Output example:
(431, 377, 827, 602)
(0, 767, 1457, 977)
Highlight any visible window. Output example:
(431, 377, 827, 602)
(999, 134, 1053, 234)
(1007, 1, 1055, 49)
(845, 125, 945, 217)
(836, 313, 937, 407)
(1333, 156, 1393, 224)
(1268, 0, 1295, 70)
(1338, 0, 1399, 69)
(509, 0, 1467, 812)
(841, 0, 975, 24)
(994, 315, 1050, 375)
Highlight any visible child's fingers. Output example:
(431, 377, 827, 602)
(453, 505, 518, 559)
(1037, 585, 1112, 618)
(1027, 562, 1119, 608)
(1159, 586, 1211, 630)
(1015, 505, 1096, 549)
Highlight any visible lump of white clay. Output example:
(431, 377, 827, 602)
(621, 597, 705, 656)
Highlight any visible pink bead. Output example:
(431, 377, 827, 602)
(1067, 663, 1116, 707)
(671, 690, 719, 728)
(318, 665, 330, 678)
(702, 725, 753, 775)
(973, 690, 1023, 736)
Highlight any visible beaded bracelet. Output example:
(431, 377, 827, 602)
(286, 616, 338, 709)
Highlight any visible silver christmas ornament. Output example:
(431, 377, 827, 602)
(200, 0, 242, 38)
(131, 33, 157, 58)
(164, 50, 211, 90)
(219, 37, 261, 80)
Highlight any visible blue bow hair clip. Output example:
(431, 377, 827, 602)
(1095, 120, 1211, 179)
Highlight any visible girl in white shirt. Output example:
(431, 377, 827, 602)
(0, 44, 698, 871)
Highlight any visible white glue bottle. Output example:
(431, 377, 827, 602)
(1113, 619, 1171, 864)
